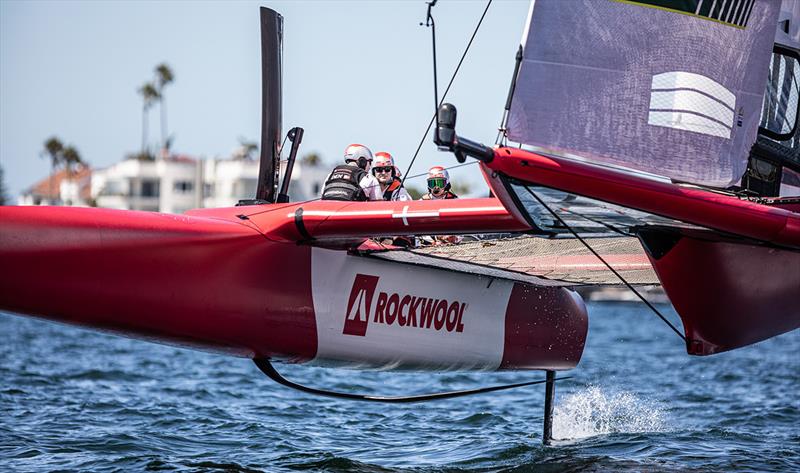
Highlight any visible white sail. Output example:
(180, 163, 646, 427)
(507, 0, 782, 187)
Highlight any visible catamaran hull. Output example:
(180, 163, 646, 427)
(639, 228, 800, 355)
(485, 147, 800, 355)
(0, 205, 587, 371)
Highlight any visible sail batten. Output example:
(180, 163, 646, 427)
(507, 0, 782, 187)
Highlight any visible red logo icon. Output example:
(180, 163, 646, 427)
(343, 274, 379, 336)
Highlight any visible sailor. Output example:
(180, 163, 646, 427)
(419, 166, 461, 246)
(321, 144, 382, 201)
(372, 152, 411, 202)
(421, 166, 458, 200)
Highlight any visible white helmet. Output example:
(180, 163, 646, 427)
(343, 144, 373, 170)
(427, 166, 450, 193)
(372, 151, 399, 179)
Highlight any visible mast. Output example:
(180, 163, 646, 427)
(256, 7, 283, 203)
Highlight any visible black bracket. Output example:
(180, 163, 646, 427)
(434, 103, 494, 164)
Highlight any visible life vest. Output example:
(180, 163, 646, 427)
(382, 178, 403, 201)
(321, 164, 368, 201)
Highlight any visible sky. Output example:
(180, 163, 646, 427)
(0, 0, 531, 200)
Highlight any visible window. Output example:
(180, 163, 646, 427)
(140, 179, 160, 197)
(233, 178, 258, 198)
(759, 47, 799, 152)
(100, 180, 124, 196)
(173, 181, 194, 193)
(203, 183, 215, 198)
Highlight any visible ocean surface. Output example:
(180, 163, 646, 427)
(1, 302, 798, 472)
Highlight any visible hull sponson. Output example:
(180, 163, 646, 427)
(0, 206, 318, 360)
(641, 230, 800, 355)
(309, 248, 587, 371)
(0, 205, 588, 371)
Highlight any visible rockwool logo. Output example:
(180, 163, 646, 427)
(342, 273, 467, 337)
(343, 274, 379, 336)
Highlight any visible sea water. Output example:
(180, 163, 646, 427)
(1, 302, 798, 472)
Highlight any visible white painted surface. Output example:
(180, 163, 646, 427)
(310, 248, 513, 370)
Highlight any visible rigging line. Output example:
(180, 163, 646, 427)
(402, 0, 493, 187)
(423, 0, 440, 119)
(278, 133, 289, 157)
(254, 358, 571, 403)
(557, 207, 633, 237)
(523, 186, 687, 342)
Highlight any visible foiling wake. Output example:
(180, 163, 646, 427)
(552, 385, 670, 440)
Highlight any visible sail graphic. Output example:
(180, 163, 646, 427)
(506, 0, 781, 187)
(648, 71, 737, 139)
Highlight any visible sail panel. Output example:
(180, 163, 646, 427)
(507, 0, 781, 187)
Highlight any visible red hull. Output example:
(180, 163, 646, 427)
(0, 203, 587, 370)
(485, 147, 800, 354)
(641, 231, 800, 355)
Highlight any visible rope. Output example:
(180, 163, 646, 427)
(401, 0, 493, 187)
(523, 186, 687, 342)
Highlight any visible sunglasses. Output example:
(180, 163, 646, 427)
(427, 177, 446, 189)
(373, 166, 393, 173)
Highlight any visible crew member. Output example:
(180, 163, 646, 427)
(419, 166, 461, 245)
(421, 166, 458, 200)
(372, 152, 411, 202)
(321, 144, 382, 201)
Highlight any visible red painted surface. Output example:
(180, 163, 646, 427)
(0, 206, 318, 361)
(645, 235, 800, 355)
(497, 254, 652, 273)
(187, 197, 529, 243)
(485, 147, 800, 355)
(0, 203, 587, 370)
(487, 147, 800, 249)
(500, 284, 587, 370)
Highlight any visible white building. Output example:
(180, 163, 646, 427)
(92, 156, 201, 214)
(84, 155, 328, 214)
(18, 167, 93, 207)
(201, 158, 328, 208)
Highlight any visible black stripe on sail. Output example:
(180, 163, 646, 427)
(711, 0, 722, 21)
(743, 0, 756, 27)
(651, 87, 736, 113)
(648, 108, 734, 131)
(620, 0, 750, 27)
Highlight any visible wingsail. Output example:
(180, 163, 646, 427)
(506, 0, 782, 187)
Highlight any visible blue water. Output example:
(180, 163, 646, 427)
(1, 302, 798, 472)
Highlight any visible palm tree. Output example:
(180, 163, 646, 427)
(154, 63, 174, 153)
(41, 136, 64, 202)
(61, 146, 83, 206)
(138, 82, 160, 158)
(301, 153, 322, 167)
(62, 146, 83, 178)
(0, 164, 8, 205)
(235, 137, 259, 160)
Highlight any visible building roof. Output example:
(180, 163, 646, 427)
(26, 167, 92, 200)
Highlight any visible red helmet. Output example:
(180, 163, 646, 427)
(372, 152, 399, 179)
(427, 166, 450, 193)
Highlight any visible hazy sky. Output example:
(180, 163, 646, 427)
(0, 0, 531, 199)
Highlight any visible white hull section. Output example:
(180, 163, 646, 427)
(310, 248, 512, 370)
